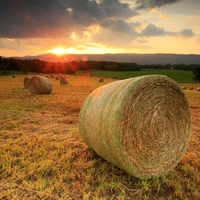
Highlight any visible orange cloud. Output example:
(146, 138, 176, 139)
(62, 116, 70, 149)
(159, 13, 171, 20)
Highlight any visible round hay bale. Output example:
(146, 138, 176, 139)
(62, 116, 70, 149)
(60, 77, 69, 84)
(182, 86, 186, 90)
(79, 75, 192, 179)
(99, 77, 104, 82)
(23, 77, 31, 88)
(189, 87, 194, 90)
(197, 87, 200, 91)
(27, 76, 52, 94)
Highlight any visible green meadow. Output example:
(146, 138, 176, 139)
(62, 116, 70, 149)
(76, 68, 195, 83)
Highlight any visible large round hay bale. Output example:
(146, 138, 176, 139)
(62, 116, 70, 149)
(79, 75, 191, 179)
(23, 77, 31, 88)
(27, 76, 52, 94)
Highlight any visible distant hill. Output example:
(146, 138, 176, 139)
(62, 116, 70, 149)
(19, 53, 200, 65)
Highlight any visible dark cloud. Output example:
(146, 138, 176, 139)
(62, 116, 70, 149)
(93, 20, 141, 48)
(179, 29, 195, 38)
(140, 24, 167, 36)
(140, 24, 195, 39)
(0, 0, 138, 38)
(135, 0, 182, 9)
(98, 0, 139, 19)
(100, 19, 138, 35)
(65, 0, 99, 26)
(0, 0, 71, 38)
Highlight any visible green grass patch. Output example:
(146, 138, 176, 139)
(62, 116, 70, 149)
(0, 70, 37, 76)
(76, 69, 195, 83)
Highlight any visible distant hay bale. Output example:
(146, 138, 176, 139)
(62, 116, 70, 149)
(27, 76, 52, 94)
(12, 75, 16, 78)
(60, 77, 69, 84)
(23, 77, 31, 88)
(79, 75, 192, 179)
(99, 77, 104, 82)
(197, 87, 200, 91)
(55, 76, 60, 80)
(189, 87, 194, 90)
(182, 86, 186, 90)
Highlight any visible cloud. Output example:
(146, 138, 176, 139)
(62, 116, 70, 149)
(0, 0, 71, 38)
(0, 0, 138, 39)
(140, 24, 168, 36)
(139, 24, 196, 39)
(98, 0, 139, 19)
(159, 13, 171, 20)
(179, 29, 195, 38)
(135, 0, 182, 9)
(139, 23, 196, 41)
(100, 19, 138, 35)
(93, 18, 141, 48)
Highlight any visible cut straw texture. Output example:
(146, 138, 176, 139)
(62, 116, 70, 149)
(79, 75, 192, 179)
(23, 77, 31, 88)
(27, 76, 52, 94)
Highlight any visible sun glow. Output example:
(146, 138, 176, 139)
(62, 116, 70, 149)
(48, 46, 68, 55)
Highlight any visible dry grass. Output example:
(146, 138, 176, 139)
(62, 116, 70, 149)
(0, 74, 199, 199)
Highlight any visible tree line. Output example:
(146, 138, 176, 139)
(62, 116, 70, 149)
(0, 57, 142, 73)
(0, 56, 200, 81)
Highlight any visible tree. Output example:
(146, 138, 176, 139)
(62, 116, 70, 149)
(21, 64, 29, 74)
(193, 67, 200, 82)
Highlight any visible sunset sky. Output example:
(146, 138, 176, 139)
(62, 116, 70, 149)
(0, 0, 200, 57)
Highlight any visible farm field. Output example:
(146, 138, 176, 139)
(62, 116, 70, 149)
(0, 74, 200, 199)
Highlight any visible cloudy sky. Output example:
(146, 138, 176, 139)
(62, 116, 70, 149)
(0, 0, 200, 57)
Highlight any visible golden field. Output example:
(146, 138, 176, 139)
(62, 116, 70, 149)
(0, 74, 200, 200)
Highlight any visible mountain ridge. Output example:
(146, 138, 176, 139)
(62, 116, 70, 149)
(12, 53, 200, 65)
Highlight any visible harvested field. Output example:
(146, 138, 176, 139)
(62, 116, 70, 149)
(0, 74, 199, 199)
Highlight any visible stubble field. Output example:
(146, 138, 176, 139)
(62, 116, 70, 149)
(0, 74, 200, 200)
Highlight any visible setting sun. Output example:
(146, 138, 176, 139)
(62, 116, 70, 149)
(48, 46, 68, 55)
